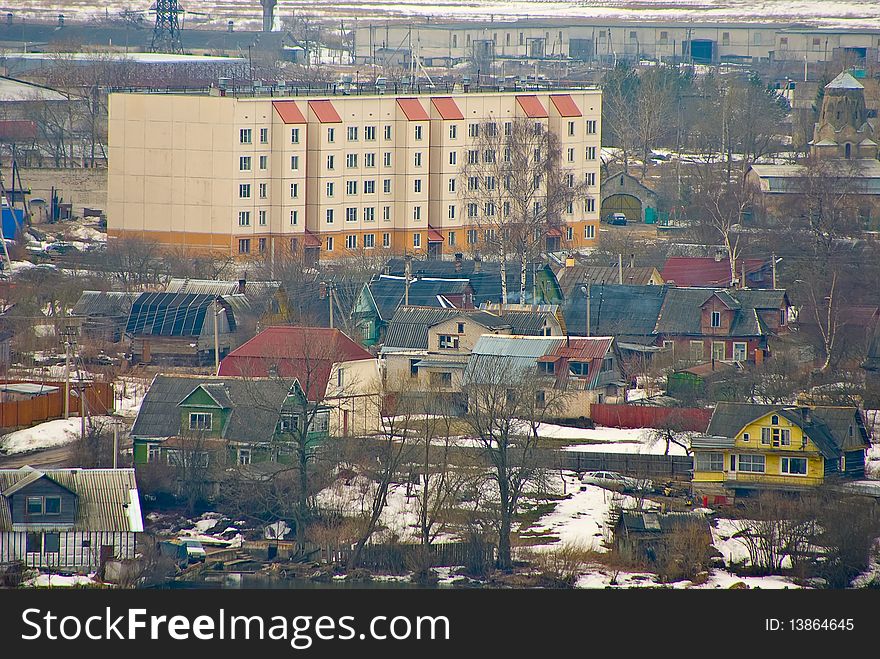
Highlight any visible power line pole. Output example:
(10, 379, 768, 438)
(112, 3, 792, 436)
(60, 324, 77, 419)
(328, 283, 335, 329)
(150, 0, 184, 54)
(213, 299, 220, 373)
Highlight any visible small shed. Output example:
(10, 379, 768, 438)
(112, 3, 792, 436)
(613, 510, 712, 567)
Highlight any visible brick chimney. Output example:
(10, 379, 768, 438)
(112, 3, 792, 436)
(238, 277, 247, 294)
(474, 254, 482, 273)
(454, 252, 463, 272)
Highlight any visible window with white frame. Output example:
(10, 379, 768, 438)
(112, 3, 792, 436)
(326, 209, 334, 224)
(448, 178, 456, 193)
(738, 454, 765, 473)
(383, 179, 392, 194)
(413, 206, 422, 220)
(260, 128, 268, 144)
(291, 155, 299, 170)
(586, 172, 596, 186)
(467, 229, 477, 244)
(259, 210, 267, 225)
(326, 236, 334, 251)
(468, 176, 479, 191)
(290, 182, 299, 198)
(346, 234, 357, 249)
(259, 155, 268, 170)
(383, 206, 391, 221)
(239, 239, 251, 254)
(567, 147, 575, 162)
(414, 152, 422, 167)
(346, 180, 358, 195)
(586, 198, 596, 212)
(781, 457, 807, 475)
(364, 126, 376, 141)
(383, 152, 392, 167)
(238, 448, 252, 465)
(467, 203, 478, 218)
(190, 412, 212, 431)
(238, 211, 251, 226)
(364, 180, 375, 194)
(585, 224, 595, 239)
(414, 179, 422, 193)
(346, 153, 358, 168)
(448, 231, 456, 246)
(327, 154, 335, 170)
(327, 127, 335, 142)
(568, 121, 575, 136)
(586, 120, 597, 134)
(240, 156, 251, 171)
(486, 176, 496, 191)
(239, 183, 251, 198)
(240, 128, 252, 144)
(364, 207, 375, 222)
(346, 207, 357, 222)
(695, 452, 724, 471)
(365, 153, 376, 168)
(259, 183, 267, 199)
(290, 209, 298, 225)
(468, 123, 479, 138)
(566, 226, 573, 241)
(468, 150, 478, 164)
(733, 342, 747, 361)
(364, 233, 375, 248)
(449, 124, 457, 139)
(347, 126, 358, 141)
(449, 151, 457, 165)
(586, 146, 597, 160)
(291, 127, 300, 143)
(413, 233, 421, 248)
(711, 311, 721, 328)
(326, 182, 335, 197)
(383, 233, 390, 247)
(414, 125, 423, 140)
(448, 205, 456, 220)
(384, 125, 392, 140)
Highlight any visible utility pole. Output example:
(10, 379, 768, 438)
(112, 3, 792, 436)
(113, 422, 119, 469)
(771, 253, 777, 289)
(581, 282, 591, 337)
(60, 324, 77, 419)
(404, 255, 412, 306)
(328, 283, 335, 329)
(618, 253, 623, 285)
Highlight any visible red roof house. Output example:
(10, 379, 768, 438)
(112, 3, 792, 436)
(218, 326, 372, 400)
(661, 257, 773, 289)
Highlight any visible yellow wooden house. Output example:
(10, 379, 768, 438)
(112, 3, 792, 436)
(691, 403, 871, 505)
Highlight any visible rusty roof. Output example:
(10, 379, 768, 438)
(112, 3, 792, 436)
(272, 100, 306, 123)
(549, 94, 582, 117)
(516, 95, 549, 118)
(431, 96, 464, 120)
(396, 97, 430, 121)
(308, 99, 342, 123)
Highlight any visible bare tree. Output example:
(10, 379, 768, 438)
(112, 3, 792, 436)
(458, 117, 587, 302)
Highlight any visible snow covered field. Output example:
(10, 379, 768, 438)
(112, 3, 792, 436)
(9, 1, 880, 30)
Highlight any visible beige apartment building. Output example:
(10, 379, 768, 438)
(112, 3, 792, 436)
(107, 89, 601, 259)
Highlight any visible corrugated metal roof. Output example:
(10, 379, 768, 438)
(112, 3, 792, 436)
(396, 97, 430, 121)
(557, 265, 660, 293)
(126, 292, 230, 337)
(166, 278, 280, 298)
(826, 71, 863, 90)
(272, 100, 306, 123)
(549, 94, 582, 117)
(661, 258, 768, 288)
(367, 275, 473, 321)
(564, 284, 667, 340)
(0, 468, 142, 532)
(431, 96, 464, 120)
(655, 288, 784, 337)
(551, 337, 614, 361)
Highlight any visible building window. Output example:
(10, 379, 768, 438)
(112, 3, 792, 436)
(238, 449, 252, 465)
(467, 203, 478, 218)
(147, 444, 161, 462)
(364, 207, 375, 222)
(468, 176, 479, 191)
(326, 236, 334, 251)
(586, 120, 597, 134)
(259, 155, 268, 170)
(383, 233, 391, 247)
(190, 412, 213, 431)
(449, 124, 458, 139)
(567, 121, 575, 136)
(467, 229, 477, 244)
(586, 198, 596, 212)
(586, 146, 597, 160)
(259, 183, 267, 199)
(448, 231, 456, 246)
(240, 128, 252, 144)
(326, 209, 334, 223)
(259, 127, 268, 144)
(415, 125, 423, 140)
(43, 532, 60, 553)
(364, 180, 375, 194)
(347, 126, 358, 141)
(586, 172, 596, 186)
(695, 452, 724, 471)
(365, 153, 376, 168)
(410, 359, 419, 377)
(413, 233, 421, 248)
(240, 156, 252, 171)
(290, 210, 298, 225)
(733, 342, 747, 361)
(566, 226, 573, 241)
(533, 122, 542, 136)
(26, 532, 41, 552)
(711, 311, 721, 328)
(238, 211, 251, 226)
(291, 127, 300, 144)
(291, 155, 299, 170)
(257, 238, 266, 252)
(365, 126, 376, 141)
(290, 182, 299, 198)
(259, 210, 267, 225)
(449, 178, 456, 193)
(771, 415, 779, 425)
(469, 123, 479, 138)
(738, 454, 765, 473)
(327, 127, 335, 142)
(364, 233, 375, 248)
(449, 151, 457, 165)
(414, 179, 422, 193)
(659, 31, 668, 45)
(326, 182, 335, 197)
(383, 206, 391, 221)
(439, 335, 459, 349)
(239, 183, 251, 198)
(722, 32, 730, 45)
(346, 180, 358, 195)
(431, 372, 453, 387)
(346, 207, 357, 222)
(383, 179, 392, 194)
(468, 150, 478, 164)
(689, 340, 704, 361)
(448, 205, 456, 219)
(585, 225, 595, 239)
(414, 152, 422, 167)
(384, 152, 392, 167)
(413, 206, 422, 220)
(384, 125, 392, 140)
(346, 235, 357, 249)
(327, 154, 335, 170)
(781, 457, 808, 475)
(26, 496, 43, 515)
(346, 153, 358, 168)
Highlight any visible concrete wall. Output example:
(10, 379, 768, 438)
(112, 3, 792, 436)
(21, 167, 107, 224)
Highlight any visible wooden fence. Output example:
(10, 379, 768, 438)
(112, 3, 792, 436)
(589, 403, 712, 432)
(322, 541, 495, 573)
(0, 380, 114, 430)
(550, 450, 694, 479)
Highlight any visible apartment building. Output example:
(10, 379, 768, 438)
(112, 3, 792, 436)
(107, 89, 601, 259)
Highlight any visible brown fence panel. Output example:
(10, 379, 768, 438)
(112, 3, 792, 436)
(0, 380, 115, 431)
(589, 403, 712, 432)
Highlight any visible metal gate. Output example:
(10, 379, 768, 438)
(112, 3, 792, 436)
(601, 194, 642, 222)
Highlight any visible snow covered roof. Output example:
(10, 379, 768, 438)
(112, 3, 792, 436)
(825, 71, 864, 90)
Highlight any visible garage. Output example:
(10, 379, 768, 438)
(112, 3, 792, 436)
(601, 194, 642, 223)
(688, 39, 716, 63)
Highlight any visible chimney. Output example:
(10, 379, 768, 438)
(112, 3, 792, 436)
(404, 255, 412, 306)
(454, 252, 463, 272)
(474, 254, 482, 273)
(238, 277, 247, 294)
(714, 249, 723, 262)
(565, 254, 576, 267)
(802, 407, 812, 424)
(630, 253, 635, 269)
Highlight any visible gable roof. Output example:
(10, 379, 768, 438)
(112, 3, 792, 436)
(826, 71, 863, 90)
(516, 95, 549, 118)
(0, 468, 142, 532)
(218, 326, 372, 399)
(132, 374, 295, 441)
(396, 97, 430, 121)
(655, 288, 785, 337)
(661, 257, 769, 288)
(366, 275, 473, 321)
(706, 402, 869, 458)
(549, 94, 582, 117)
(71, 291, 138, 318)
(126, 292, 234, 337)
(556, 264, 660, 294)
(308, 99, 342, 123)
(563, 284, 667, 340)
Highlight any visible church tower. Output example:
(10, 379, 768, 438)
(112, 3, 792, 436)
(811, 71, 878, 160)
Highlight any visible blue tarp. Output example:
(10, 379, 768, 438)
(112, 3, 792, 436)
(1, 207, 25, 239)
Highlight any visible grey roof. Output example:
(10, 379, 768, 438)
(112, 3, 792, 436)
(366, 275, 473, 321)
(463, 335, 563, 384)
(556, 264, 659, 294)
(126, 292, 235, 337)
(131, 375, 294, 443)
(71, 291, 139, 318)
(825, 71, 864, 90)
(655, 288, 784, 337)
(619, 510, 708, 535)
(706, 402, 868, 459)
(0, 75, 67, 102)
(0, 468, 142, 532)
(563, 284, 667, 340)
(166, 278, 281, 298)
(863, 321, 880, 371)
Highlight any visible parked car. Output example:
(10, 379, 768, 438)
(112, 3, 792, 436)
(44, 242, 77, 257)
(579, 470, 653, 493)
(608, 213, 628, 226)
(178, 537, 207, 562)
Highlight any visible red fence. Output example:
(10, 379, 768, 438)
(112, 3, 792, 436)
(589, 403, 712, 432)
(0, 381, 114, 430)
